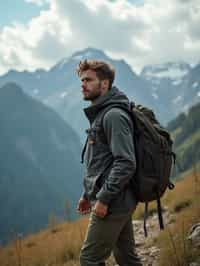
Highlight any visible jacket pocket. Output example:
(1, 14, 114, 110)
(83, 173, 102, 200)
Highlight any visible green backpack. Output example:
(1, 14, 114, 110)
(126, 102, 175, 236)
(82, 102, 175, 236)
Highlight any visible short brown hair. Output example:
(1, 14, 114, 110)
(77, 60, 115, 88)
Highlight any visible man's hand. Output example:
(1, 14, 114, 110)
(92, 200, 108, 218)
(77, 197, 91, 215)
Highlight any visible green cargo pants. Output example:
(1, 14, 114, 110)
(80, 211, 142, 266)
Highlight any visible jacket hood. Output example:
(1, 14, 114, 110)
(84, 86, 130, 124)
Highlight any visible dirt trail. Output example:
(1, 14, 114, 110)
(107, 209, 175, 266)
(64, 209, 175, 266)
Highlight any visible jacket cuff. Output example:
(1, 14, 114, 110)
(96, 190, 111, 205)
(81, 191, 89, 200)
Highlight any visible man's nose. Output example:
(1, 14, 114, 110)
(82, 80, 87, 88)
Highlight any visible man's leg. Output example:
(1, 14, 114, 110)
(80, 212, 132, 266)
(113, 214, 143, 266)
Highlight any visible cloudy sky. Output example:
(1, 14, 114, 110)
(0, 0, 199, 74)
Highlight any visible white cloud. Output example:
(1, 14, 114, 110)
(24, 0, 47, 6)
(0, 0, 199, 75)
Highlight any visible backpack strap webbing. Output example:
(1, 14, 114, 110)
(156, 191, 164, 231)
(144, 193, 165, 238)
(81, 136, 88, 164)
(144, 202, 148, 237)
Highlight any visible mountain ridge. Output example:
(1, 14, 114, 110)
(0, 82, 83, 245)
(0, 47, 200, 142)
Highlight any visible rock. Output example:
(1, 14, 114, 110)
(133, 220, 143, 226)
(189, 263, 200, 266)
(131, 210, 176, 266)
(188, 223, 200, 247)
(138, 249, 151, 256)
(149, 246, 160, 257)
(135, 240, 144, 247)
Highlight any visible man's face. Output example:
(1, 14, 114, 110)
(80, 69, 105, 102)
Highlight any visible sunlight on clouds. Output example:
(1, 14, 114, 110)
(0, 0, 199, 74)
(83, 0, 111, 11)
(0, 6, 72, 73)
(25, 0, 47, 6)
(134, 38, 152, 52)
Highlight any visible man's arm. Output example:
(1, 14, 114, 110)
(96, 107, 136, 205)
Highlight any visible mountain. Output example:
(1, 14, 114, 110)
(0, 83, 83, 245)
(140, 61, 200, 123)
(167, 101, 200, 176)
(141, 62, 191, 81)
(0, 48, 156, 142)
(0, 48, 199, 142)
(180, 63, 200, 110)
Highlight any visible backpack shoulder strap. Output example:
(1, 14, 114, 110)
(81, 136, 88, 164)
(97, 104, 132, 126)
(95, 104, 133, 144)
(81, 104, 132, 163)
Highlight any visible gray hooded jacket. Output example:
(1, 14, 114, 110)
(82, 87, 137, 214)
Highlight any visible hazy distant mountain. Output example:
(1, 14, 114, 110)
(0, 48, 199, 142)
(141, 62, 191, 80)
(141, 62, 190, 119)
(0, 48, 155, 142)
(180, 63, 200, 110)
(0, 49, 200, 245)
(0, 83, 83, 245)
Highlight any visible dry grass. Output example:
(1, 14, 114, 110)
(158, 200, 200, 266)
(1, 167, 200, 266)
(134, 165, 200, 219)
(157, 168, 200, 266)
(163, 168, 200, 211)
(133, 201, 158, 220)
(0, 217, 89, 266)
(133, 167, 200, 266)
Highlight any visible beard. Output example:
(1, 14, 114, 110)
(83, 82, 102, 101)
(83, 92, 100, 101)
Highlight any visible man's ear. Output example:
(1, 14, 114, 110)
(102, 79, 109, 90)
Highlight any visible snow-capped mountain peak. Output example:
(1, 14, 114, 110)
(49, 48, 108, 73)
(141, 62, 191, 81)
(71, 47, 107, 61)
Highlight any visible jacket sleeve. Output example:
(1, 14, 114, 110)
(96, 108, 136, 205)
(81, 191, 89, 200)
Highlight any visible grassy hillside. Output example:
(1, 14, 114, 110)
(133, 166, 200, 266)
(158, 169, 200, 266)
(167, 102, 200, 177)
(0, 96, 199, 265)
(0, 168, 199, 266)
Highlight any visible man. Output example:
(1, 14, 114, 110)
(76, 60, 142, 266)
